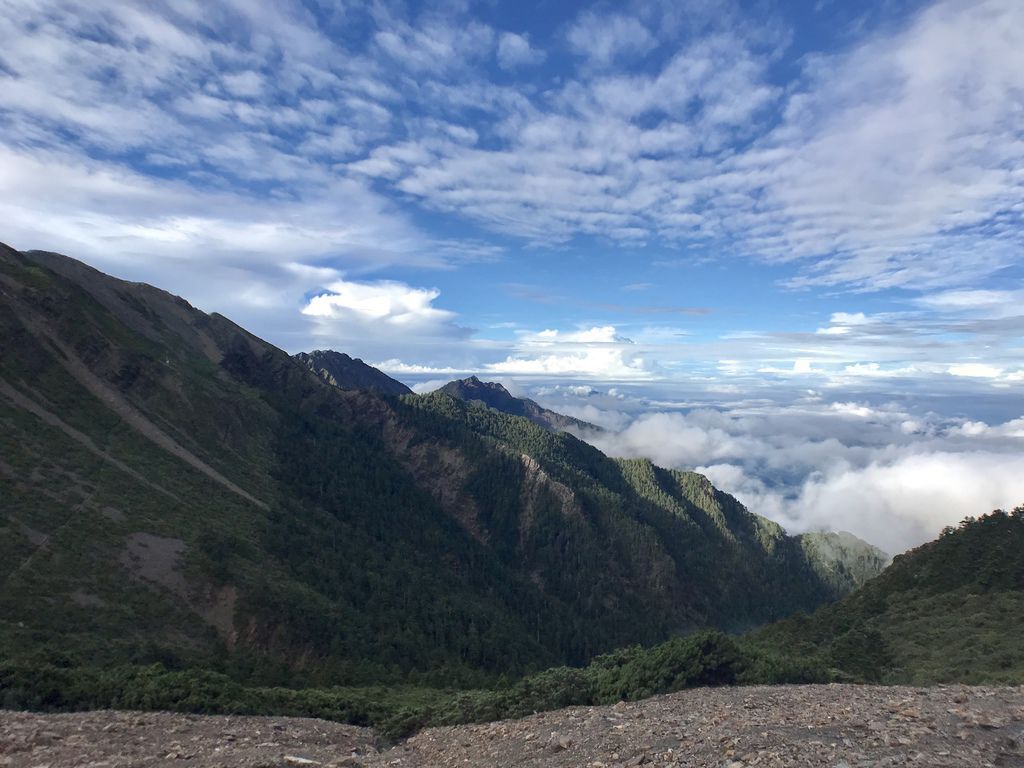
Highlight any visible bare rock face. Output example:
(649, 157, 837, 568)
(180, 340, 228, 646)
(3, 685, 1024, 768)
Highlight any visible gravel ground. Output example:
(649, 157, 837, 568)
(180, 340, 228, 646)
(2, 685, 1023, 768)
(0, 710, 376, 768)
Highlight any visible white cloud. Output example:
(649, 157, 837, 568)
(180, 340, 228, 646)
(527, 383, 640, 429)
(220, 70, 265, 98)
(373, 17, 494, 75)
(286, 277, 480, 367)
(841, 363, 922, 379)
(584, 411, 749, 468)
(353, 0, 1024, 292)
(497, 32, 545, 69)
(2, 0, 1022, 388)
(700, 452, 1024, 555)
(830, 312, 870, 325)
(5, 0, 1020, 315)
(579, 402, 1024, 553)
(0, 142, 476, 357)
(916, 289, 1024, 319)
(554, 403, 635, 431)
(486, 349, 650, 379)
(483, 325, 652, 379)
(816, 312, 873, 335)
(948, 363, 1003, 378)
(523, 326, 634, 344)
(567, 12, 657, 66)
(756, 359, 822, 376)
(303, 278, 467, 335)
(373, 361, 466, 376)
(0, 144, 426, 262)
(829, 402, 878, 418)
(0, 0, 514, 356)
(759, 0, 1024, 290)
(947, 418, 1024, 439)
(543, 385, 600, 398)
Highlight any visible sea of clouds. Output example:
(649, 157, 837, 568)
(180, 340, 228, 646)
(525, 383, 1024, 554)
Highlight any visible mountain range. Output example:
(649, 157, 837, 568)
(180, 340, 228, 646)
(0, 242, 887, 691)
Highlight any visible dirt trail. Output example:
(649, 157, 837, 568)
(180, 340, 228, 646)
(2, 685, 1023, 768)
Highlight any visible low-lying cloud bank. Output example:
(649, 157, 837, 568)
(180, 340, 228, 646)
(551, 392, 1024, 554)
(698, 450, 1024, 557)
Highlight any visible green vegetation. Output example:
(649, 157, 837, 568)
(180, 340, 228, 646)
(0, 630, 825, 739)
(8, 500, 1022, 740)
(798, 531, 891, 596)
(750, 508, 1024, 685)
(4, 243, 946, 737)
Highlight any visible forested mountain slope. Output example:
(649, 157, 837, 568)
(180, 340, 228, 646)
(0, 243, 881, 691)
(797, 531, 891, 597)
(751, 508, 1024, 684)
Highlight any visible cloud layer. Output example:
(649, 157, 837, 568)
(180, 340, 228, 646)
(4, 2, 1022, 301)
(547, 389, 1024, 553)
(368, 0, 1024, 291)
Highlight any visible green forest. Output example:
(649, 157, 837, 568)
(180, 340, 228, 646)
(5, 511, 1019, 740)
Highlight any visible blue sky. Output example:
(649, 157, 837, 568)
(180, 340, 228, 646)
(2, 0, 1023, 549)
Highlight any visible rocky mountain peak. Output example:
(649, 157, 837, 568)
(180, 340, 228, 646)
(294, 349, 412, 396)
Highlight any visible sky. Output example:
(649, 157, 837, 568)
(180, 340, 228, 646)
(2, 0, 1023, 551)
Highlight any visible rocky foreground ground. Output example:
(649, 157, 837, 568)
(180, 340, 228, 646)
(2, 685, 1023, 768)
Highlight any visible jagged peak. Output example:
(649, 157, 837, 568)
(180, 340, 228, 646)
(293, 349, 411, 396)
(457, 374, 501, 388)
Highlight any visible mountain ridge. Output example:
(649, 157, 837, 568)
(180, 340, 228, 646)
(436, 375, 600, 432)
(295, 349, 413, 396)
(0, 241, 883, 691)
(796, 530, 891, 598)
